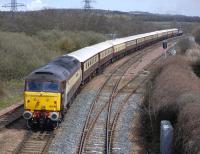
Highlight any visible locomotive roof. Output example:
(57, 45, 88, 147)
(68, 41, 113, 62)
(25, 55, 81, 82)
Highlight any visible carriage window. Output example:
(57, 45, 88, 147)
(26, 81, 59, 92)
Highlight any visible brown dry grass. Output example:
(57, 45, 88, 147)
(140, 55, 200, 153)
(175, 102, 200, 153)
(185, 39, 200, 62)
(153, 56, 200, 153)
(152, 56, 200, 116)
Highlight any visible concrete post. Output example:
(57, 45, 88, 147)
(160, 120, 173, 154)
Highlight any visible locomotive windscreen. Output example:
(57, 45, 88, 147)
(26, 81, 60, 92)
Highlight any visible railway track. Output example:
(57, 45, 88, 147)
(15, 130, 55, 154)
(0, 104, 23, 130)
(77, 43, 162, 154)
(106, 50, 167, 153)
(108, 50, 166, 153)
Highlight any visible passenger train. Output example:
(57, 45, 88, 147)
(23, 29, 183, 128)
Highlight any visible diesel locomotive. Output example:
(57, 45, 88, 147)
(23, 56, 81, 128)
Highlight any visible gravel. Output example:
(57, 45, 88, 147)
(49, 90, 97, 154)
(112, 94, 142, 154)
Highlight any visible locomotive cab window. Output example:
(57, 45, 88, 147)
(26, 81, 60, 92)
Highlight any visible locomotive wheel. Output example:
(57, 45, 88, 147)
(61, 110, 65, 121)
(52, 121, 59, 129)
(26, 119, 36, 130)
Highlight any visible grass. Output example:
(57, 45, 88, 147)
(0, 96, 22, 109)
(0, 80, 23, 109)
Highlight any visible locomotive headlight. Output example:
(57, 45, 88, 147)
(49, 112, 59, 121)
(23, 111, 32, 120)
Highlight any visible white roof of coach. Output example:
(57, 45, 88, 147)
(69, 29, 178, 62)
(112, 38, 127, 45)
(68, 41, 113, 62)
(124, 31, 160, 42)
(124, 29, 178, 42)
(158, 28, 177, 33)
(123, 35, 138, 42)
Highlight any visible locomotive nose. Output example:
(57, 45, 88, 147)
(23, 111, 33, 120)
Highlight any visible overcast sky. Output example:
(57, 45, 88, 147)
(1, 0, 200, 16)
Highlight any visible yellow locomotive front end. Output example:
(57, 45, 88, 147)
(24, 91, 61, 112)
(23, 81, 62, 128)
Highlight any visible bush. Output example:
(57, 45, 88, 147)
(36, 30, 107, 54)
(176, 37, 192, 55)
(0, 31, 57, 80)
(192, 60, 200, 77)
(0, 10, 160, 36)
(140, 56, 200, 153)
(0, 30, 107, 81)
(175, 103, 200, 153)
(193, 27, 200, 45)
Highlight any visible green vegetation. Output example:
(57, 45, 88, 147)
(152, 21, 200, 34)
(0, 30, 107, 81)
(0, 31, 54, 80)
(37, 30, 107, 54)
(0, 10, 159, 36)
(0, 80, 23, 108)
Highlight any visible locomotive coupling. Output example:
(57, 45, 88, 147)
(23, 111, 33, 120)
(49, 112, 59, 121)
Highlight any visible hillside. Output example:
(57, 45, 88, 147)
(0, 9, 199, 35)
